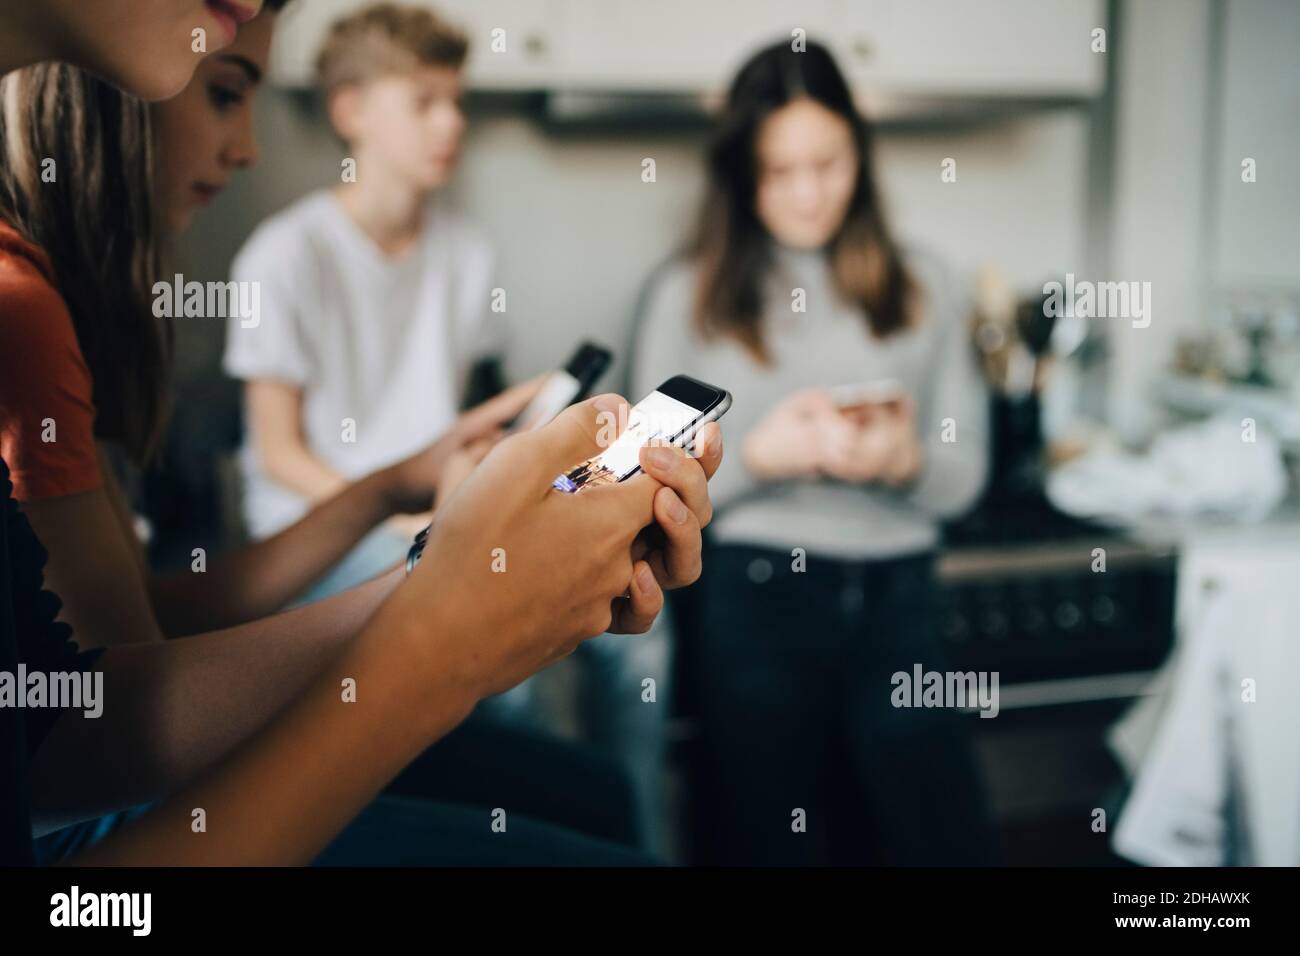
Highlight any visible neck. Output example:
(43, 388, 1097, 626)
(0, 5, 58, 77)
(771, 238, 829, 268)
(335, 168, 428, 256)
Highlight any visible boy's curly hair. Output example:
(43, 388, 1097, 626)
(316, 2, 469, 97)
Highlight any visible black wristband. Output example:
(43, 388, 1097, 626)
(405, 523, 432, 576)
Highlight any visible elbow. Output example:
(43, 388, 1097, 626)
(914, 449, 989, 521)
(934, 473, 987, 520)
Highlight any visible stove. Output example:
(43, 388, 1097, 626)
(937, 492, 1178, 694)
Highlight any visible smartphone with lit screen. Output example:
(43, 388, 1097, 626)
(552, 375, 731, 493)
(509, 342, 613, 433)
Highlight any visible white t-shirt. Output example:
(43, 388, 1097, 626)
(224, 190, 503, 538)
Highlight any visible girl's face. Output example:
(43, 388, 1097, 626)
(152, 10, 275, 235)
(753, 97, 860, 250)
(47, 0, 263, 101)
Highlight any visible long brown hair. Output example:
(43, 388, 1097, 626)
(0, 64, 170, 463)
(688, 40, 915, 362)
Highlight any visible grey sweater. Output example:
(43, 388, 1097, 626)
(630, 245, 989, 560)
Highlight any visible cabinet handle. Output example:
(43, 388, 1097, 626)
(524, 33, 547, 58)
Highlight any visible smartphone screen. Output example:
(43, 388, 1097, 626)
(552, 375, 730, 493)
(831, 379, 905, 411)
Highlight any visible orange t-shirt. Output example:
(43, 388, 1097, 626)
(0, 220, 102, 501)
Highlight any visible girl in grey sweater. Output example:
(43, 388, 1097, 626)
(631, 40, 995, 865)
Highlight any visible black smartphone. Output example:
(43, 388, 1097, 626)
(552, 375, 732, 493)
(508, 342, 613, 433)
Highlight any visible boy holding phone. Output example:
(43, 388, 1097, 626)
(224, 3, 501, 598)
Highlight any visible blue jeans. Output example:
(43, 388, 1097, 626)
(314, 795, 657, 866)
(34, 798, 655, 867)
(573, 625, 672, 856)
(683, 544, 996, 865)
(32, 803, 155, 865)
(295, 525, 408, 605)
(32, 714, 645, 865)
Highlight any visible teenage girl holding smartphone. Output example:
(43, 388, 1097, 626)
(632, 40, 994, 865)
(0, 0, 721, 865)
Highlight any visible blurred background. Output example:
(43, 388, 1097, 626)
(152, 0, 1300, 865)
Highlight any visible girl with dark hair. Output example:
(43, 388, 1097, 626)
(632, 39, 996, 864)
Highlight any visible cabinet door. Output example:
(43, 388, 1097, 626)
(269, 0, 1105, 96)
(436, 0, 565, 89)
(827, 0, 1105, 96)
(548, 0, 832, 91)
(268, 0, 564, 88)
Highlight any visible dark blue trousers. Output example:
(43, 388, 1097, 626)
(683, 544, 996, 865)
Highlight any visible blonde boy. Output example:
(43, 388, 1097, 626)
(225, 3, 502, 595)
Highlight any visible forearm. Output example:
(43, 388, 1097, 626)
(67, 611, 476, 866)
(151, 471, 399, 634)
(264, 442, 349, 504)
(30, 567, 404, 832)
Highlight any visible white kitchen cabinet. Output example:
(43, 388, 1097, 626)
(270, 0, 1104, 98)
(268, 0, 356, 88)
(429, 0, 565, 88)
(827, 0, 1105, 97)
(268, 0, 563, 88)
(540, 0, 832, 92)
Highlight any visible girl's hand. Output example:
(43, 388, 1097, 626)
(384, 394, 713, 700)
(434, 435, 496, 506)
(820, 396, 925, 487)
(742, 387, 841, 481)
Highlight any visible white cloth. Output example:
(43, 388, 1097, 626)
(1112, 540, 1300, 866)
(1047, 415, 1287, 526)
(224, 191, 503, 538)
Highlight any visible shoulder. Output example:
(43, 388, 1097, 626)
(902, 246, 960, 304)
(0, 226, 85, 369)
(643, 255, 697, 300)
(632, 257, 708, 360)
(0, 224, 100, 500)
(232, 191, 331, 278)
(637, 256, 698, 329)
(901, 246, 968, 334)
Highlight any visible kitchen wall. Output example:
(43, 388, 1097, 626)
(176, 0, 1297, 439)
(1106, 0, 1214, 442)
(177, 96, 1090, 391)
(1107, 0, 1300, 440)
(1211, 0, 1300, 285)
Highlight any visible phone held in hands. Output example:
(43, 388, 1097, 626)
(552, 375, 732, 493)
(830, 378, 906, 412)
(509, 342, 613, 433)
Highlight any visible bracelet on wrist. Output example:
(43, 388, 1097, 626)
(405, 523, 433, 576)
